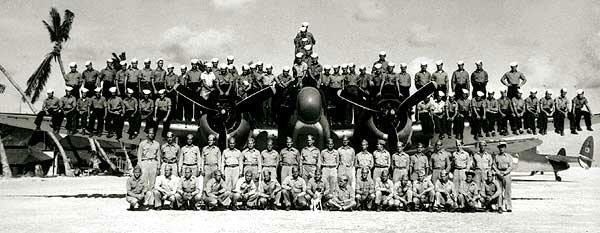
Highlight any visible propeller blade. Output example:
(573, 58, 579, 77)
(336, 89, 379, 112)
(398, 81, 437, 110)
(235, 86, 276, 109)
(173, 84, 219, 112)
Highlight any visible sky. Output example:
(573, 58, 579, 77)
(1, 0, 600, 113)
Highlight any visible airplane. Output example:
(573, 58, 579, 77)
(433, 136, 595, 181)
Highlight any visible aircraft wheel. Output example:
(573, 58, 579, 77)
(555, 176, 562, 182)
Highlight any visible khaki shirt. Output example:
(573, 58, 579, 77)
(140, 68, 153, 82)
(486, 98, 499, 113)
(126, 176, 147, 196)
(154, 68, 166, 83)
(452, 70, 470, 85)
(555, 96, 569, 111)
(107, 97, 123, 111)
(572, 96, 588, 110)
(392, 152, 410, 169)
(459, 181, 479, 197)
(202, 145, 221, 165)
(415, 71, 432, 87)
(126, 68, 141, 83)
(179, 176, 202, 194)
(413, 179, 434, 194)
(261, 150, 279, 167)
(473, 152, 493, 170)
(430, 150, 450, 170)
(338, 146, 355, 167)
(123, 97, 138, 111)
(139, 98, 154, 114)
(457, 99, 471, 113)
(375, 179, 394, 195)
(333, 185, 354, 201)
(452, 150, 470, 169)
(501, 71, 526, 85)
(258, 179, 281, 195)
(280, 147, 299, 165)
(234, 179, 256, 194)
(282, 176, 306, 194)
(90, 96, 106, 109)
(356, 178, 375, 195)
(60, 96, 77, 110)
(512, 98, 525, 112)
(180, 145, 201, 165)
(100, 67, 116, 82)
(165, 73, 179, 87)
(76, 97, 90, 112)
(161, 143, 180, 163)
(498, 98, 512, 111)
(471, 69, 488, 83)
(494, 153, 513, 171)
(373, 149, 390, 167)
(223, 148, 242, 166)
(356, 151, 374, 169)
(432, 70, 448, 86)
(301, 146, 320, 165)
(411, 154, 429, 171)
(116, 69, 128, 83)
(394, 181, 413, 197)
(434, 180, 455, 195)
(242, 148, 260, 165)
(205, 178, 227, 194)
(397, 72, 411, 87)
(82, 69, 100, 84)
(320, 149, 339, 167)
(307, 178, 329, 195)
(187, 70, 202, 83)
(138, 139, 161, 160)
(524, 96, 539, 112)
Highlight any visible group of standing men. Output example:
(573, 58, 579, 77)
(126, 130, 514, 213)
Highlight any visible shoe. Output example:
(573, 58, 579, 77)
(577, 128, 583, 131)
(507, 209, 512, 212)
(587, 128, 594, 131)
(560, 131, 564, 136)
(485, 133, 490, 137)
(572, 131, 578, 135)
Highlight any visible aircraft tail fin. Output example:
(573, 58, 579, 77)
(557, 148, 566, 157)
(578, 136, 594, 169)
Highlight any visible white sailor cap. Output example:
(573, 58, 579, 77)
(311, 53, 318, 58)
(359, 65, 366, 70)
(301, 38, 309, 42)
(462, 89, 469, 94)
(204, 62, 211, 67)
(85, 61, 92, 66)
(299, 26, 307, 32)
(65, 86, 73, 91)
(389, 62, 397, 67)
(476, 91, 484, 97)
(157, 58, 164, 62)
(510, 61, 518, 67)
(219, 63, 227, 69)
(546, 89, 553, 95)
(433, 60, 441, 66)
(448, 92, 454, 97)
(374, 63, 382, 69)
(127, 88, 134, 94)
(282, 66, 291, 71)
(190, 59, 199, 64)
(120, 61, 127, 66)
(210, 58, 218, 63)
(420, 61, 428, 66)
(254, 61, 262, 66)
(348, 63, 355, 67)
(560, 88, 567, 93)
(143, 58, 151, 63)
(69, 62, 77, 67)
(131, 58, 138, 63)
(333, 64, 340, 69)
(488, 91, 495, 94)
(180, 65, 187, 70)
(81, 88, 89, 93)
(400, 63, 407, 67)
(475, 60, 483, 65)
(106, 58, 113, 63)
(518, 89, 524, 94)
(438, 91, 445, 97)
(94, 87, 102, 92)
(324, 65, 332, 70)
(379, 51, 386, 56)
(296, 52, 304, 58)
(341, 63, 348, 68)
(457, 60, 464, 65)
(109, 87, 117, 93)
(227, 64, 234, 69)
(166, 132, 174, 137)
(530, 89, 537, 94)
(242, 64, 250, 70)
(142, 89, 151, 95)
(301, 22, 310, 27)
(249, 63, 257, 69)
(577, 89, 584, 94)
(158, 89, 165, 94)
(167, 64, 174, 69)
(265, 64, 273, 69)
(304, 44, 312, 50)
(227, 55, 235, 60)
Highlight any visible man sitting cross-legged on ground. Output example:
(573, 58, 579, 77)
(126, 166, 151, 211)
(231, 170, 258, 210)
(175, 167, 203, 210)
(152, 165, 181, 210)
(328, 175, 357, 211)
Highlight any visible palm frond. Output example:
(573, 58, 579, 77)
(59, 9, 74, 42)
(25, 52, 57, 103)
(42, 20, 57, 42)
(49, 8, 61, 35)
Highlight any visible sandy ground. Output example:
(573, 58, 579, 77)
(0, 124, 598, 233)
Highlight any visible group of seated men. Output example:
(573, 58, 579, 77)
(127, 128, 514, 213)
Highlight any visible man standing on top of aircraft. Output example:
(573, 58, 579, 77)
(471, 60, 488, 97)
(571, 89, 593, 133)
(538, 90, 555, 135)
(451, 61, 470, 96)
(501, 62, 527, 99)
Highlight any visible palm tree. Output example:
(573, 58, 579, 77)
(25, 8, 74, 103)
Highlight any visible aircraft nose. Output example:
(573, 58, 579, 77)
(296, 87, 322, 124)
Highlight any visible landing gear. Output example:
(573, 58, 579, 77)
(554, 171, 562, 182)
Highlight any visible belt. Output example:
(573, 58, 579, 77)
(142, 158, 157, 161)
(281, 163, 297, 166)
(244, 164, 258, 166)
(303, 164, 316, 166)
(393, 167, 408, 170)
(454, 167, 466, 170)
(497, 168, 508, 171)
(474, 168, 489, 170)
(375, 165, 388, 168)
(164, 161, 177, 164)
(322, 165, 337, 168)
(433, 167, 445, 170)
(225, 164, 238, 168)
(204, 163, 218, 166)
(263, 165, 277, 168)
(183, 163, 197, 166)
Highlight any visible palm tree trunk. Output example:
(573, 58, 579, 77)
(56, 52, 67, 81)
(0, 134, 12, 177)
(93, 139, 118, 172)
(0, 64, 37, 113)
(47, 131, 73, 176)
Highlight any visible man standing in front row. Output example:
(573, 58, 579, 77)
(137, 128, 161, 190)
(493, 142, 513, 212)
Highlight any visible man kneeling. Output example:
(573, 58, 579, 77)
(375, 170, 395, 211)
(434, 170, 457, 212)
(175, 167, 203, 210)
(257, 170, 282, 210)
(306, 169, 332, 210)
(126, 166, 151, 210)
(281, 167, 309, 210)
(412, 171, 435, 211)
(204, 170, 232, 210)
(355, 167, 376, 210)
(232, 170, 258, 210)
(152, 166, 180, 210)
(458, 171, 482, 212)
(481, 171, 502, 213)
(393, 175, 413, 211)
